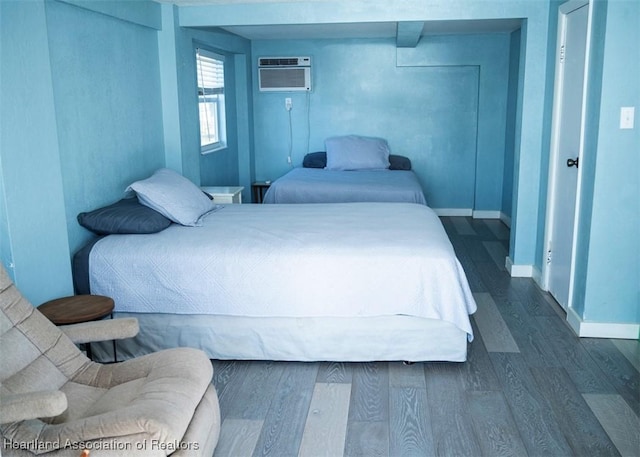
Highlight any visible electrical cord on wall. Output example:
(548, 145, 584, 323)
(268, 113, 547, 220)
(287, 102, 293, 167)
(285, 92, 311, 167)
(306, 91, 311, 156)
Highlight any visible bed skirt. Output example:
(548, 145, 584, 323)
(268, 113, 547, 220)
(92, 312, 469, 363)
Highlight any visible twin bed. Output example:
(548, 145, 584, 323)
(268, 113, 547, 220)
(75, 137, 476, 363)
(262, 152, 427, 205)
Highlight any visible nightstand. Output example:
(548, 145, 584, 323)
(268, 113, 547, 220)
(252, 181, 271, 203)
(39, 295, 117, 361)
(201, 186, 244, 204)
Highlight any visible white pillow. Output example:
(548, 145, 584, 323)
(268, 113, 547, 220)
(127, 168, 216, 226)
(325, 135, 391, 170)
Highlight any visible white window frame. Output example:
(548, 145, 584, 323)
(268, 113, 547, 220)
(196, 48, 227, 154)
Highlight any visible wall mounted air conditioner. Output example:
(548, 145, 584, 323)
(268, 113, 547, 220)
(258, 56, 311, 92)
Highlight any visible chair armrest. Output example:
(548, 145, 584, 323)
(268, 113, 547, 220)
(60, 318, 139, 344)
(0, 390, 67, 424)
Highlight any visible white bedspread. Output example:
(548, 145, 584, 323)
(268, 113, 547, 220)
(89, 203, 476, 338)
(262, 168, 427, 204)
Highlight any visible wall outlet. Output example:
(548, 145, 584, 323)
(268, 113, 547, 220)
(620, 107, 635, 129)
(285, 98, 292, 111)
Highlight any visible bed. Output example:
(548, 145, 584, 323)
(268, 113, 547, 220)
(262, 135, 426, 205)
(74, 169, 476, 363)
(262, 151, 427, 205)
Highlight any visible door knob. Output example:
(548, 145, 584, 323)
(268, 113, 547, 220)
(566, 157, 579, 168)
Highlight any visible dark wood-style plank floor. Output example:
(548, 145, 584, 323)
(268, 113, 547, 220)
(211, 217, 640, 457)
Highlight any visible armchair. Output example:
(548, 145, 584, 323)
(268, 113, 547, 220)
(0, 265, 220, 456)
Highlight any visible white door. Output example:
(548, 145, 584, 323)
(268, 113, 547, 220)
(545, 1, 589, 310)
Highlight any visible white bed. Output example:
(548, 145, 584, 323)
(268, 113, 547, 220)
(261, 152, 427, 205)
(81, 202, 476, 362)
(262, 167, 427, 205)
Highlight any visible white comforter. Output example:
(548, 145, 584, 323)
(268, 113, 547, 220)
(262, 168, 427, 204)
(89, 203, 476, 338)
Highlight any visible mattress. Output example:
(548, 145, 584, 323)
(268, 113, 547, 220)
(91, 313, 470, 363)
(88, 203, 475, 340)
(261, 168, 427, 204)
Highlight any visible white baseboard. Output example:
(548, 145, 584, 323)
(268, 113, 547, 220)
(505, 256, 534, 277)
(500, 212, 512, 228)
(472, 210, 501, 219)
(433, 209, 513, 223)
(532, 266, 543, 288)
(433, 208, 473, 217)
(567, 307, 640, 339)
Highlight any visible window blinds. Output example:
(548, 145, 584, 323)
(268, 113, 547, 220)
(196, 48, 224, 95)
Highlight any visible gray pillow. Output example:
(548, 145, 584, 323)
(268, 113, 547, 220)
(325, 135, 391, 170)
(303, 152, 412, 170)
(77, 197, 172, 235)
(303, 151, 327, 168)
(127, 168, 216, 226)
(389, 154, 412, 171)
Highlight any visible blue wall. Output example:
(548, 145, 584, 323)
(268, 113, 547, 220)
(157, 3, 254, 200)
(253, 34, 511, 212)
(46, 0, 166, 256)
(397, 34, 511, 214)
(175, 28, 253, 195)
(577, 0, 640, 324)
(503, 28, 522, 223)
(1, 0, 75, 303)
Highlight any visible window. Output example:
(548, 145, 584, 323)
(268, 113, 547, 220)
(196, 48, 226, 153)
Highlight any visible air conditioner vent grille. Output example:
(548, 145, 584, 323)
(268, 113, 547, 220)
(259, 57, 300, 67)
(260, 68, 307, 88)
(258, 57, 311, 67)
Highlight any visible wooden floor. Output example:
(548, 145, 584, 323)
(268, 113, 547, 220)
(210, 217, 640, 457)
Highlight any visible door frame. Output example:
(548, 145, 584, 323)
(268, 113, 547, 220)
(541, 0, 591, 309)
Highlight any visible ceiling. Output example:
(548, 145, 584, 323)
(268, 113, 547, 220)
(159, 0, 360, 4)
(220, 19, 522, 40)
(157, 0, 522, 40)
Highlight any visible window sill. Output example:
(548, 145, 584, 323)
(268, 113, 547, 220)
(201, 143, 227, 155)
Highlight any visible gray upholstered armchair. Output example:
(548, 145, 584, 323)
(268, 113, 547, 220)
(0, 265, 220, 456)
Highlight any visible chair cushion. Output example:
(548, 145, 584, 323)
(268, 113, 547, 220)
(3, 348, 213, 455)
(172, 385, 221, 457)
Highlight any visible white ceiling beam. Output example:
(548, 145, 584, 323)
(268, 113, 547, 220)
(396, 21, 424, 47)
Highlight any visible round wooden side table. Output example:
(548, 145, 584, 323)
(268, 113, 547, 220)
(39, 295, 117, 362)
